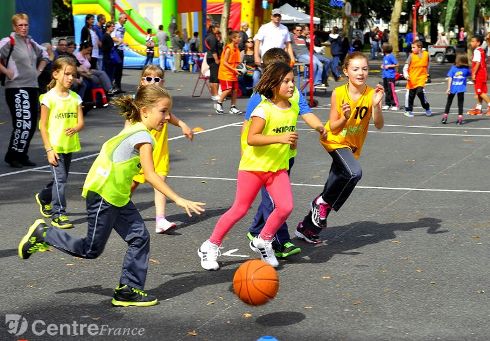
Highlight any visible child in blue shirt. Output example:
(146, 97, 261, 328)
(381, 43, 399, 110)
(442, 53, 471, 125)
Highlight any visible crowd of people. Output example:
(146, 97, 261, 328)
(3, 8, 490, 309)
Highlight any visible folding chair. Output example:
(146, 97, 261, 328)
(192, 57, 210, 97)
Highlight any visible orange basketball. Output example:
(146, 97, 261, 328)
(233, 259, 279, 306)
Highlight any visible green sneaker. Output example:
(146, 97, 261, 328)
(18, 219, 49, 259)
(274, 241, 301, 258)
(246, 232, 256, 241)
(112, 285, 158, 307)
(52, 215, 73, 229)
(35, 193, 52, 218)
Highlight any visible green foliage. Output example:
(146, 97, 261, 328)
(53, 0, 72, 22)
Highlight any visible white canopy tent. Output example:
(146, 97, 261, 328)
(278, 3, 320, 25)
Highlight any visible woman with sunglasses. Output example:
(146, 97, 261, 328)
(0, 13, 49, 168)
(128, 65, 194, 233)
(239, 39, 255, 96)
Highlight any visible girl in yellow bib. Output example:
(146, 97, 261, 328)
(19, 85, 205, 307)
(35, 57, 84, 229)
(198, 62, 298, 270)
(297, 52, 385, 242)
(130, 65, 193, 234)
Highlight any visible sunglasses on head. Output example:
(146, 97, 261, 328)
(142, 76, 163, 83)
(247, 40, 253, 43)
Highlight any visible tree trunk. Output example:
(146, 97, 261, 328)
(462, 0, 473, 60)
(220, 0, 232, 45)
(110, 0, 115, 22)
(389, 0, 403, 55)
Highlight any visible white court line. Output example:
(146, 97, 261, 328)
(0, 121, 243, 178)
(294, 127, 490, 137)
(27, 172, 490, 194)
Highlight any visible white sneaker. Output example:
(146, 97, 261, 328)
(211, 95, 220, 101)
(404, 111, 414, 118)
(249, 236, 279, 267)
(215, 102, 224, 115)
(229, 106, 242, 115)
(198, 240, 220, 270)
(390, 106, 399, 111)
(382, 105, 390, 110)
(155, 218, 176, 234)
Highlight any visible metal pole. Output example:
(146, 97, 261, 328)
(309, 0, 315, 106)
(412, 0, 420, 38)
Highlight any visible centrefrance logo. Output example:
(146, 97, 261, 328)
(5, 314, 145, 337)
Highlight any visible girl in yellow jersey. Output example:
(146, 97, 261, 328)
(130, 65, 193, 234)
(198, 62, 298, 270)
(36, 57, 84, 229)
(19, 85, 205, 307)
(297, 52, 385, 243)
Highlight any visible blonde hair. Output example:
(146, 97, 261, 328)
(112, 84, 172, 123)
(343, 51, 368, 70)
(47, 57, 77, 91)
(12, 13, 28, 25)
(141, 64, 165, 78)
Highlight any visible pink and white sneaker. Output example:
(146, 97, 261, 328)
(155, 218, 177, 234)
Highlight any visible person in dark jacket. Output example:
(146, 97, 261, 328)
(328, 26, 343, 81)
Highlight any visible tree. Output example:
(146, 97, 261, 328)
(389, 0, 404, 54)
(220, 0, 232, 44)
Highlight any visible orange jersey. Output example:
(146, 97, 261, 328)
(218, 43, 241, 81)
(406, 50, 429, 89)
(320, 84, 374, 159)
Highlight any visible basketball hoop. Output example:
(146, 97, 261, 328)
(350, 12, 361, 24)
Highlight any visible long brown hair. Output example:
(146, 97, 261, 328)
(254, 62, 292, 100)
(47, 57, 78, 91)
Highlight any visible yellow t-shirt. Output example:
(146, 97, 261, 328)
(320, 84, 374, 159)
(239, 98, 298, 172)
(406, 51, 429, 89)
(133, 123, 169, 183)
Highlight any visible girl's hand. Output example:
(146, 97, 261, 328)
(65, 127, 78, 136)
(175, 197, 206, 217)
(5, 69, 14, 80)
(373, 84, 385, 107)
(446, 89, 451, 95)
(181, 125, 194, 141)
(341, 102, 351, 119)
(316, 126, 328, 139)
(47, 150, 59, 166)
(290, 138, 297, 150)
(279, 132, 298, 145)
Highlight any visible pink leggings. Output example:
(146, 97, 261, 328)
(209, 170, 293, 245)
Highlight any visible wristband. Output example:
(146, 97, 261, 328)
(46, 148, 53, 153)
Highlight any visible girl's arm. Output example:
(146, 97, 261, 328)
(300, 113, 327, 138)
(65, 104, 85, 136)
(39, 105, 59, 166)
(168, 112, 193, 140)
(138, 143, 205, 216)
(446, 77, 452, 94)
(328, 89, 350, 134)
(372, 84, 385, 130)
(222, 48, 239, 75)
(247, 116, 298, 146)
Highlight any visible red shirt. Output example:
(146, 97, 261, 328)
(472, 46, 487, 82)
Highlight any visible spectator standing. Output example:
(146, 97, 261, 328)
(0, 13, 49, 168)
(80, 14, 100, 70)
(93, 14, 106, 70)
(238, 22, 249, 51)
(170, 30, 184, 72)
(457, 27, 467, 50)
(205, 24, 221, 101)
(352, 34, 363, 51)
(328, 26, 343, 81)
(436, 32, 449, 46)
(253, 8, 295, 86)
(189, 32, 200, 73)
(111, 13, 128, 93)
(405, 31, 413, 55)
(101, 21, 116, 83)
(157, 25, 169, 70)
(370, 26, 380, 59)
(144, 28, 155, 66)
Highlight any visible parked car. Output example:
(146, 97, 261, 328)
(428, 45, 456, 63)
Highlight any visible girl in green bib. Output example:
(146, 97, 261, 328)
(36, 57, 84, 229)
(19, 85, 205, 307)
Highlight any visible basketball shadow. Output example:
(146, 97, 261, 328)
(291, 217, 445, 264)
(255, 311, 306, 326)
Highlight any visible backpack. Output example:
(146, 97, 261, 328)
(0, 36, 15, 86)
(190, 39, 198, 52)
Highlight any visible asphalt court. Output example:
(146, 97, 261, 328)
(0, 66, 489, 340)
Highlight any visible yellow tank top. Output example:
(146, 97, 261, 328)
(406, 51, 429, 89)
(239, 98, 298, 172)
(320, 84, 374, 159)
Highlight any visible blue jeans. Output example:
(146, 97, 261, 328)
(39, 153, 72, 217)
(331, 55, 341, 79)
(248, 158, 295, 245)
(314, 53, 331, 83)
(252, 68, 262, 87)
(370, 41, 379, 59)
(297, 53, 324, 85)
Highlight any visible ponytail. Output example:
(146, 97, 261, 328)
(112, 95, 141, 122)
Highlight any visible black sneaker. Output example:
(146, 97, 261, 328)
(295, 222, 321, 244)
(275, 241, 301, 258)
(52, 215, 74, 229)
(310, 196, 330, 228)
(18, 219, 49, 259)
(35, 193, 52, 218)
(112, 285, 158, 307)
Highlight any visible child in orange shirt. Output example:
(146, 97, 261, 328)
(403, 40, 432, 118)
(467, 35, 490, 115)
(215, 31, 242, 115)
